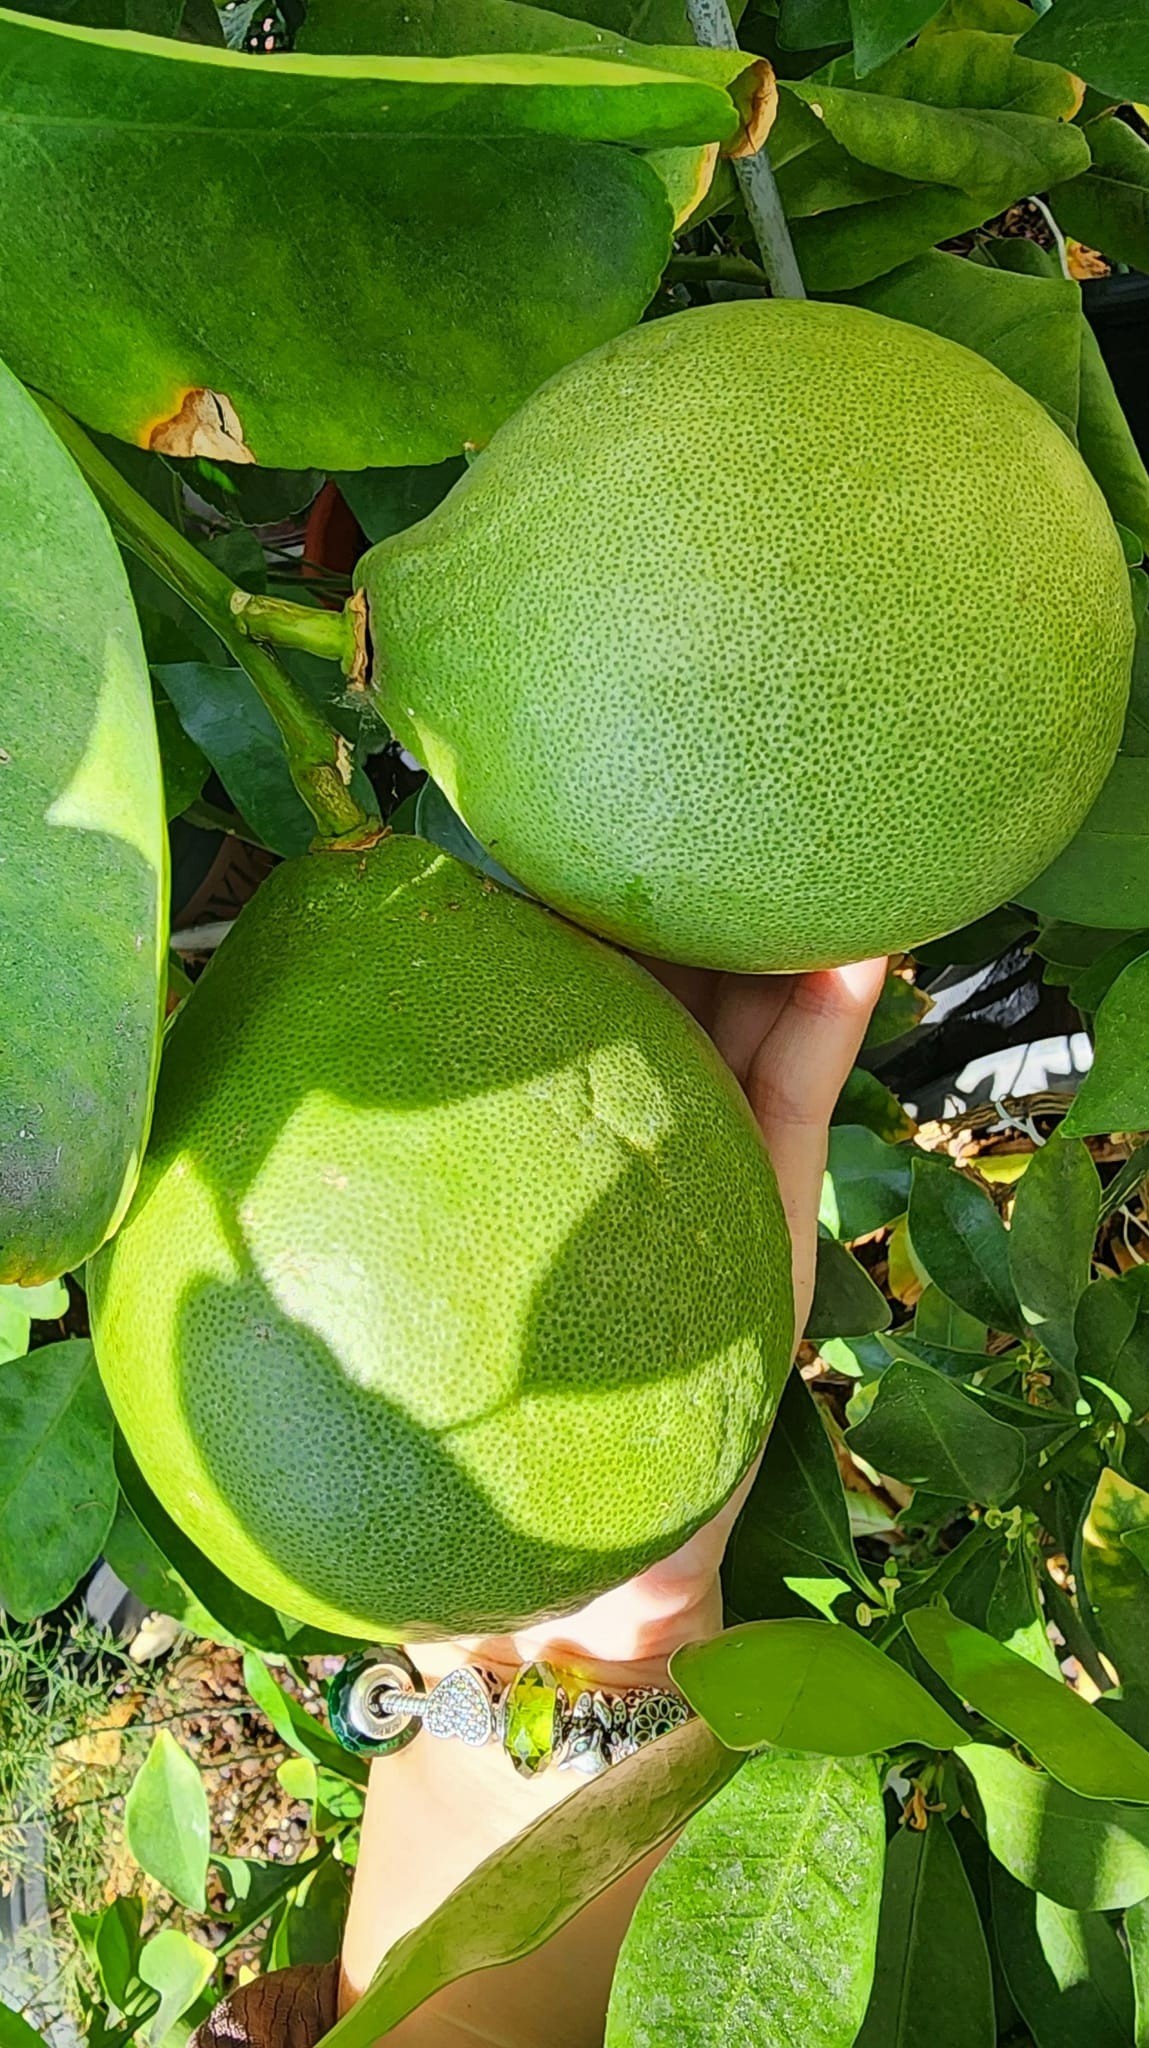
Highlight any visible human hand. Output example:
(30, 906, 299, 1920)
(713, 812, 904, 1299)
(453, 956, 888, 1685)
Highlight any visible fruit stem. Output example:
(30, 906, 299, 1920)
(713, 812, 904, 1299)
(684, 0, 806, 301)
(229, 588, 359, 672)
(38, 399, 382, 848)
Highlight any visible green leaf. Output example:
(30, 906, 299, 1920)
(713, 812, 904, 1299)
(0, 14, 732, 470)
(1129, 1897, 1149, 2046)
(907, 1603, 1149, 1801)
(914, 1285, 987, 1354)
(137, 1929, 216, 2047)
(72, 1894, 151, 2020)
(242, 1652, 369, 1787)
(1020, 0, 1149, 104)
(268, 1856, 352, 1971)
(102, 1490, 228, 1644)
(857, 1817, 995, 2048)
(1008, 1132, 1099, 1369)
(413, 776, 524, 892)
(0, 1294, 30, 1365)
(779, 0, 852, 47)
(1059, 116, 1149, 286)
(1023, 755, 1149, 931)
(0, 1338, 116, 1620)
(335, 463, 464, 546)
(962, 1741, 1149, 1909)
(1065, 950, 1149, 1136)
(848, 0, 943, 76)
(154, 662, 310, 856)
(990, 1861, 1134, 2047)
(1068, 932, 1149, 1015)
(908, 1153, 1023, 1335)
(1083, 1465, 1149, 1674)
(0, 1277, 69, 1321)
(728, 1369, 873, 1602)
(314, 1716, 738, 2048)
(0, 356, 165, 1284)
(806, 1233, 893, 1338)
(838, 247, 1082, 440)
(820, 1125, 913, 1239)
(862, 969, 931, 1047)
(846, 1360, 1025, 1504)
(115, 1438, 361, 1659)
(832, 1066, 915, 1142)
(125, 1731, 210, 1911)
(606, 1751, 885, 2048)
(154, 691, 209, 821)
(671, 1618, 966, 1753)
(0, 2002, 45, 2047)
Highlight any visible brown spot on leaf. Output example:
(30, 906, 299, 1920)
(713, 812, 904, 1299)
(725, 58, 778, 159)
(146, 387, 255, 463)
(345, 587, 370, 695)
(672, 143, 720, 229)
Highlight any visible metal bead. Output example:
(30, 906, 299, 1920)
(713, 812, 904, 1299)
(327, 1646, 426, 1757)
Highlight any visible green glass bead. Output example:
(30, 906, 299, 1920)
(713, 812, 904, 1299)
(502, 1660, 566, 1777)
(328, 1647, 423, 1757)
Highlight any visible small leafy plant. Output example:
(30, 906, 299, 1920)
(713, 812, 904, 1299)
(3, 0, 1149, 2041)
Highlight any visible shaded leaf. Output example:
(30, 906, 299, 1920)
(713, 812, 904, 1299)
(821, 1124, 912, 1239)
(0, 15, 733, 469)
(729, 1369, 873, 1600)
(137, 1928, 216, 2047)
(1064, 952, 1149, 1135)
(606, 1752, 884, 2047)
(848, 0, 942, 76)
(913, 1285, 987, 1354)
(806, 1232, 893, 1338)
(961, 1741, 1149, 1909)
(832, 1065, 915, 1141)
(847, 1359, 1025, 1503)
(0, 1338, 116, 1620)
(125, 1732, 210, 1912)
(1129, 1897, 1149, 2046)
(316, 1717, 739, 2048)
(335, 462, 464, 546)
(268, 1856, 351, 1970)
(102, 1489, 228, 1644)
(1068, 932, 1149, 1014)
(908, 1153, 1023, 1334)
(671, 1618, 966, 1753)
(1023, 756, 1149, 932)
(154, 692, 209, 821)
(839, 246, 1081, 439)
(990, 1860, 1134, 2047)
(1020, 0, 1149, 104)
(1059, 115, 1149, 290)
(0, 2003, 44, 2047)
(907, 1603, 1149, 1801)
(1008, 1131, 1099, 1369)
(862, 968, 931, 1047)
(413, 777, 524, 892)
(856, 1817, 995, 2048)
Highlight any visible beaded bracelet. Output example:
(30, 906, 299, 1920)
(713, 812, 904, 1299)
(327, 1645, 692, 1780)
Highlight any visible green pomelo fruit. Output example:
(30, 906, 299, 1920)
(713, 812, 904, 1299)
(88, 838, 791, 1640)
(357, 299, 1134, 972)
(0, 362, 166, 1283)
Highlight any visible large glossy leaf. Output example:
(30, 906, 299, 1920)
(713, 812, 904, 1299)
(856, 1818, 994, 2048)
(908, 1154, 1023, 1335)
(1081, 1468, 1149, 1709)
(1056, 114, 1149, 275)
(907, 1603, 1149, 1802)
(820, 1125, 912, 1238)
(1020, 0, 1149, 104)
(672, 1619, 966, 1753)
(1064, 952, 1149, 1136)
(846, 1360, 1025, 1504)
(0, 1338, 117, 1620)
(1077, 1269, 1149, 1419)
(848, 0, 942, 76)
(606, 1752, 885, 2047)
(839, 247, 1082, 439)
(962, 1742, 1149, 1910)
(0, 357, 165, 1283)
(0, 15, 735, 470)
(318, 1716, 739, 2047)
(1008, 1132, 1098, 1370)
(806, 1232, 893, 1339)
(124, 1731, 210, 1912)
(990, 1861, 1134, 2046)
(727, 1369, 873, 1606)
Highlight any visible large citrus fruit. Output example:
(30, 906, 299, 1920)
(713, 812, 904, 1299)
(357, 299, 1133, 971)
(88, 838, 791, 1640)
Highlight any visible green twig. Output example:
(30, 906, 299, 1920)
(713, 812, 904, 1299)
(229, 589, 357, 670)
(37, 398, 379, 848)
(684, 0, 806, 300)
